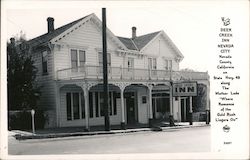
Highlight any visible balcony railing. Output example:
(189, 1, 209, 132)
(57, 65, 209, 81)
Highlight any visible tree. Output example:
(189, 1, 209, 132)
(180, 68, 196, 72)
(193, 83, 207, 112)
(7, 36, 40, 111)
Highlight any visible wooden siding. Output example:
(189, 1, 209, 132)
(53, 20, 180, 72)
(31, 48, 57, 127)
(137, 88, 149, 124)
(54, 19, 123, 72)
(142, 34, 180, 71)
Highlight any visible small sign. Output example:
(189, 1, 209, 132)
(173, 82, 197, 97)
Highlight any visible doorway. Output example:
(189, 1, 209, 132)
(125, 92, 137, 124)
(181, 97, 190, 122)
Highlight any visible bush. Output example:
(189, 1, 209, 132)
(8, 110, 46, 130)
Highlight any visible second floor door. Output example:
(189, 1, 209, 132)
(148, 58, 157, 76)
(127, 58, 134, 78)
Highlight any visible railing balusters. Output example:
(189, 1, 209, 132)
(56, 65, 209, 81)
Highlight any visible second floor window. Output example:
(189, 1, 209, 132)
(127, 58, 134, 71)
(98, 52, 111, 73)
(71, 49, 86, 69)
(165, 60, 172, 70)
(98, 52, 111, 66)
(148, 58, 157, 70)
(42, 51, 48, 74)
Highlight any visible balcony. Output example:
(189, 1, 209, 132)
(56, 65, 209, 81)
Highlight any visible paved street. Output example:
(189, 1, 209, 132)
(9, 126, 210, 155)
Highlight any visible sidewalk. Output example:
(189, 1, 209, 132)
(10, 122, 209, 140)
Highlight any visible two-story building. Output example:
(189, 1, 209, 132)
(21, 13, 210, 129)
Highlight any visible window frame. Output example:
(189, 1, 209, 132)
(70, 49, 86, 70)
(165, 59, 173, 70)
(127, 57, 134, 71)
(66, 92, 85, 121)
(148, 57, 157, 70)
(98, 52, 111, 73)
(66, 91, 118, 120)
(92, 91, 117, 117)
(42, 50, 48, 74)
(98, 52, 111, 66)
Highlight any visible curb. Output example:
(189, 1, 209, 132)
(162, 124, 210, 131)
(13, 124, 210, 140)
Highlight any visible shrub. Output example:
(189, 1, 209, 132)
(8, 109, 46, 130)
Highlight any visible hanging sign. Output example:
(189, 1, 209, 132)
(173, 82, 197, 97)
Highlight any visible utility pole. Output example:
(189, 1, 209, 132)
(102, 8, 110, 131)
(169, 65, 175, 126)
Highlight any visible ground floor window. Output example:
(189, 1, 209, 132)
(66, 92, 85, 120)
(152, 92, 170, 119)
(93, 91, 118, 117)
(66, 91, 119, 120)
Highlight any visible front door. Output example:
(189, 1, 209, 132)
(181, 97, 190, 122)
(125, 92, 136, 124)
(181, 98, 187, 122)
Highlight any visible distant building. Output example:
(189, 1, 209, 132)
(15, 13, 210, 129)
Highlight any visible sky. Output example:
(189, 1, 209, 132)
(2, 0, 248, 72)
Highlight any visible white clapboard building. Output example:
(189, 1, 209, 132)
(21, 13, 210, 129)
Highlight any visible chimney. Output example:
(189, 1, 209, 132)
(132, 26, 136, 39)
(47, 17, 54, 33)
(10, 37, 15, 45)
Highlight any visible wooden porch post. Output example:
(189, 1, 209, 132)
(148, 85, 153, 127)
(83, 87, 90, 131)
(189, 96, 193, 125)
(55, 83, 61, 127)
(169, 85, 174, 126)
(120, 88, 126, 129)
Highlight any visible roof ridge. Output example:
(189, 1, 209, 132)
(117, 31, 161, 51)
(135, 30, 161, 38)
(26, 13, 93, 46)
(130, 39, 139, 51)
(116, 30, 161, 40)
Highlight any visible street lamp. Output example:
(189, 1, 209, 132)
(31, 109, 35, 134)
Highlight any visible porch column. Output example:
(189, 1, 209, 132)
(169, 86, 174, 126)
(120, 87, 126, 129)
(83, 86, 90, 131)
(148, 85, 153, 127)
(55, 83, 61, 127)
(189, 96, 193, 125)
(178, 96, 181, 122)
(206, 82, 210, 124)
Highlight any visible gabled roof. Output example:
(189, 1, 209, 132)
(117, 37, 138, 50)
(50, 13, 128, 50)
(26, 13, 182, 60)
(26, 14, 91, 47)
(133, 31, 161, 50)
(26, 12, 160, 51)
(117, 31, 160, 51)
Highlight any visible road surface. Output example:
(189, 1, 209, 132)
(9, 126, 210, 155)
